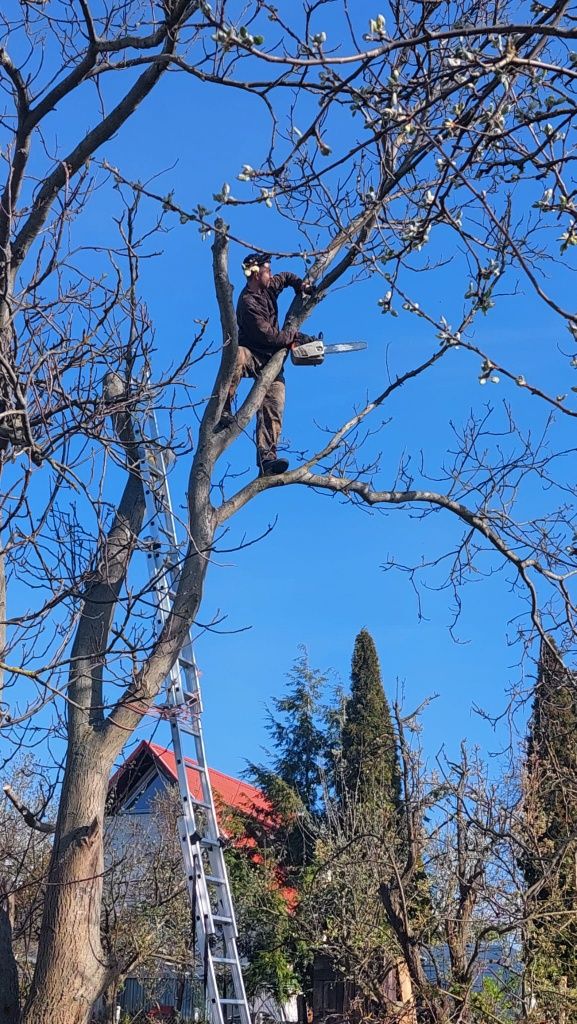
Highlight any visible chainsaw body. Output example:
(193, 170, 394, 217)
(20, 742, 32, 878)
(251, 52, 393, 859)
(290, 335, 367, 367)
(290, 337, 326, 366)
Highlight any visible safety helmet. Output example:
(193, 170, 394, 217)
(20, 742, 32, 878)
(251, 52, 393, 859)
(242, 252, 272, 277)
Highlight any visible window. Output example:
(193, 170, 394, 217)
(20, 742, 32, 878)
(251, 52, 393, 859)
(124, 771, 169, 813)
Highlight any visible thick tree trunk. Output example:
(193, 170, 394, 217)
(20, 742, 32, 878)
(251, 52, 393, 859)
(22, 746, 111, 1024)
(22, 527, 217, 1023)
(19, 229, 222, 1024)
(0, 884, 19, 1024)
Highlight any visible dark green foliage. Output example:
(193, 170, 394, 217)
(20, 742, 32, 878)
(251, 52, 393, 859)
(340, 629, 401, 811)
(247, 649, 329, 868)
(240, 650, 336, 998)
(322, 682, 347, 797)
(299, 631, 409, 1001)
(226, 844, 300, 1003)
(522, 637, 577, 1016)
(244, 636, 410, 1006)
(263, 648, 328, 816)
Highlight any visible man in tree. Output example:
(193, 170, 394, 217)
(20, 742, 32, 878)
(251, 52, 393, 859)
(216, 252, 312, 476)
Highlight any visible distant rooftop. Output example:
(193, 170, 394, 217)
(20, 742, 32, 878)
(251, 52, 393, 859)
(108, 739, 270, 820)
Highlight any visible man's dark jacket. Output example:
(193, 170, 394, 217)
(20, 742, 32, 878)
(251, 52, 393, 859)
(236, 272, 302, 382)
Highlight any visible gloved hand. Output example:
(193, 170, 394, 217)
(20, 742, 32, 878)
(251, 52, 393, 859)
(291, 332, 316, 348)
(283, 328, 299, 349)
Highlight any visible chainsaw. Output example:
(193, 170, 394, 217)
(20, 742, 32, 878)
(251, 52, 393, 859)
(290, 332, 367, 366)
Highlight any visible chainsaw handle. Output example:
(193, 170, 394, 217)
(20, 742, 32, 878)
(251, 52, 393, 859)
(290, 335, 325, 366)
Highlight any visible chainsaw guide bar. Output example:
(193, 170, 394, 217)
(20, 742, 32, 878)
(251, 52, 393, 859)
(290, 338, 367, 366)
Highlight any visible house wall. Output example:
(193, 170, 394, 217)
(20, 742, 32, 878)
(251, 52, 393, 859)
(251, 990, 300, 1023)
(104, 762, 296, 1024)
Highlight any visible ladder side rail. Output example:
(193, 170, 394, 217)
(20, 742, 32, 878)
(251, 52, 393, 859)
(171, 721, 220, 850)
(166, 634, 250, 1015)
(139, 457, 203, 710)
(136, 412, 201, 681)
(139, 441, 202, 707)
(138, 429, 229, 865)
(146, 530, 225, 896)
(171, 696, 242, 942)
(167, 683, 242, 942)
(181, 718, 243, 941)
(177, 830, 226, 1024)
(135, 408, 251, 1024)
(177, 809, 249, 1024)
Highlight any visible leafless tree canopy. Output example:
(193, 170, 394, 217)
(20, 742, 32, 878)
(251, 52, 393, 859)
(1, 1, 577, 1021)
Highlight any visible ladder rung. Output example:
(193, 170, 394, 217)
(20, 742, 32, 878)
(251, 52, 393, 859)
(172, 700, 200, 715)
(169, 696, 199, 711)
(178, 657, 197, 671)
(176, 724, 200, 738)
(172, 678, 199, 692)
(187, 762, 207, 773)
(220, 999, 246, 1005)
(213, 914, 233, 924)
(187, 797, 212, 810)
(205, 875, 226, 884)
(170, 684, 199, 701)
(212, 956, 238, 966)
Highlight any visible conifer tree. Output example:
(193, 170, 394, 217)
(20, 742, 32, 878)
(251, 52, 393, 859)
(340, 629, 401, 810)
(522, 638, 577, 1018)
(248, 648, 329, 867)
(267, 649, 328, 816)
(302, 630, 405, 1006)
(244, 650, 331, 998)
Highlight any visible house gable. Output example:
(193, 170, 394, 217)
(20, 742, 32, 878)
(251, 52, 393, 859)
(107, 740, 269, 827)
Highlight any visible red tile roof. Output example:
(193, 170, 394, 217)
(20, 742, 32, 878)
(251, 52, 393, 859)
(109, 739, 269, 820)
(109, 739, 297, 909)
(149, 741, 270, 817)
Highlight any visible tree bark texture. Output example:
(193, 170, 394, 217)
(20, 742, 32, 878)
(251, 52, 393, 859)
(0, 885, 19, 1024)
(22, 752, 110, 1024)
(22, 439, 217, 1023)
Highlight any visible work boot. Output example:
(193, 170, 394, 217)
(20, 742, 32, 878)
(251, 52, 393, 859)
(213, 411, 235, 434)
(260, 457, 289, 476)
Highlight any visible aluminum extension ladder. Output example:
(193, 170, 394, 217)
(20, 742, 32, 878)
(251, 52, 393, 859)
(137, 406, 251, 1024)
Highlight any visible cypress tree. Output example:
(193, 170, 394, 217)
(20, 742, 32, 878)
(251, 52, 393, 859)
(340, 628, 401, 810)
(310, 630, 408, 1006)
(522, 637, 577, 1016)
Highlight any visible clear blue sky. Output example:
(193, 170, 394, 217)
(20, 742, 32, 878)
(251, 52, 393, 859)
(4, 2, 575, 782)
(84, 51, 575, 779)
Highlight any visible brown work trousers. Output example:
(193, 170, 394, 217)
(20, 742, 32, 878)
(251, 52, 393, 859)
(225, 347, 285, 466)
